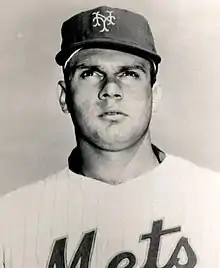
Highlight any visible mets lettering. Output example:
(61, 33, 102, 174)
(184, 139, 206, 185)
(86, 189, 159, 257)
(47, 220, 197, 268)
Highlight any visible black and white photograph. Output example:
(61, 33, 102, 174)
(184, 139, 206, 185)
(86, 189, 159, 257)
(0, 1, 220, 267)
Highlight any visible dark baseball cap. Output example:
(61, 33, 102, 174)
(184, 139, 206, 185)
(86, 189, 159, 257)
(55, 6, 161, 69)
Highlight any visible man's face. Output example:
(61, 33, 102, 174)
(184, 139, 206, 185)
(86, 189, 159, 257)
(64, 48, 153, 151)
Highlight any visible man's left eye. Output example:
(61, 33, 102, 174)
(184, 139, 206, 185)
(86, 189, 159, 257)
(119, 71, 140, 78)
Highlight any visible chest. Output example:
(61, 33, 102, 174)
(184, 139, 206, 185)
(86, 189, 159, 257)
(2, 179, 219, 268)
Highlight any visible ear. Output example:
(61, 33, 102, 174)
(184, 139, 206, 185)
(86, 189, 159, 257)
(57, 80, 69, 113)
(152, 82, 163, 114)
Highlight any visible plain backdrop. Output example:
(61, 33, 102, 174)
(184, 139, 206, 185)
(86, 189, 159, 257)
(1, 0, 220, 194)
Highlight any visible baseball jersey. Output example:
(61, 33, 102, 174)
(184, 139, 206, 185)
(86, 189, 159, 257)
(0, 155, 219, 268)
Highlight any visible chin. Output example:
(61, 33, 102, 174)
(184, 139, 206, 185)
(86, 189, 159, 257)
(90, 134, 145, 152)
(80, 122, 150, 151)
(93, 143, 131, 152)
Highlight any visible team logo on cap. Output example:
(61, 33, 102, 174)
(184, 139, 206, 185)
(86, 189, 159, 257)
(92, 11, 116, 32)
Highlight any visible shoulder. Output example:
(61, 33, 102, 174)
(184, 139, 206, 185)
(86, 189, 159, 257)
(167, 154, 219, 175)
(0, 168, 80, 244)
(164, 154, 220, 188)
(0, 168, 72, 209)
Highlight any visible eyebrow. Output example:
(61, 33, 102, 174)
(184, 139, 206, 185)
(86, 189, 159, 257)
(117, 65, 147, 74)
(74, 63, 148, 74)
(75, 64, 100, 71)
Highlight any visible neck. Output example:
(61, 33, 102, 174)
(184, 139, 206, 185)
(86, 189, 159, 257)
(70, 133, 161, 185)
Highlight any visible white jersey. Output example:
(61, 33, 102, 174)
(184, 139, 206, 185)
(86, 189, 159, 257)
(0, 155, 219, 268)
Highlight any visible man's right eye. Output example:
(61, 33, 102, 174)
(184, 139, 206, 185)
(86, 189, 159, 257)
(80, 70, 101, 79)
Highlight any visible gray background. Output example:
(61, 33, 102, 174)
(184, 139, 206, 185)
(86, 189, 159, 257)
(1, 0, 220, 194)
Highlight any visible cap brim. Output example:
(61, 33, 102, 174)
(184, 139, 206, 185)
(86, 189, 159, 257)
(55, 38, 161, 66)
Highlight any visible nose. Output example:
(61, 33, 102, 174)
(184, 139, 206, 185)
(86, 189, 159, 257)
(98, 80, 123, 100)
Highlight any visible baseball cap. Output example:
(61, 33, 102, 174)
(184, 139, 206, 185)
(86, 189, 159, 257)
(55, 6, 161, 71)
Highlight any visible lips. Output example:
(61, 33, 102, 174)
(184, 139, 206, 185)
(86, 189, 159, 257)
(99, 111, 128, 117)
(98, 110, 128, 121)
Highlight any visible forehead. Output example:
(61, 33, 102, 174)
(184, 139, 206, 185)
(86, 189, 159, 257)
(68, 48, 150, 69)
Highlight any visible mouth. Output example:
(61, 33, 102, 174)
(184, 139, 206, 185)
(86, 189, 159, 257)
(98, 111, 128, 120)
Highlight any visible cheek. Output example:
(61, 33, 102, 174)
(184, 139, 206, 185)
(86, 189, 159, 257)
(124, 85, 152, 115)
(123, 79, 151, 99)
(69, 87, 98, 120)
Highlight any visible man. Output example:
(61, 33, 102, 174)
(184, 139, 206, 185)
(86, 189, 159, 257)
(0, 5, 219, 268)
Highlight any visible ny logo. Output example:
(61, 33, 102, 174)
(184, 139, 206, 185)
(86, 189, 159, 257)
(92, 11, 116, 32)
